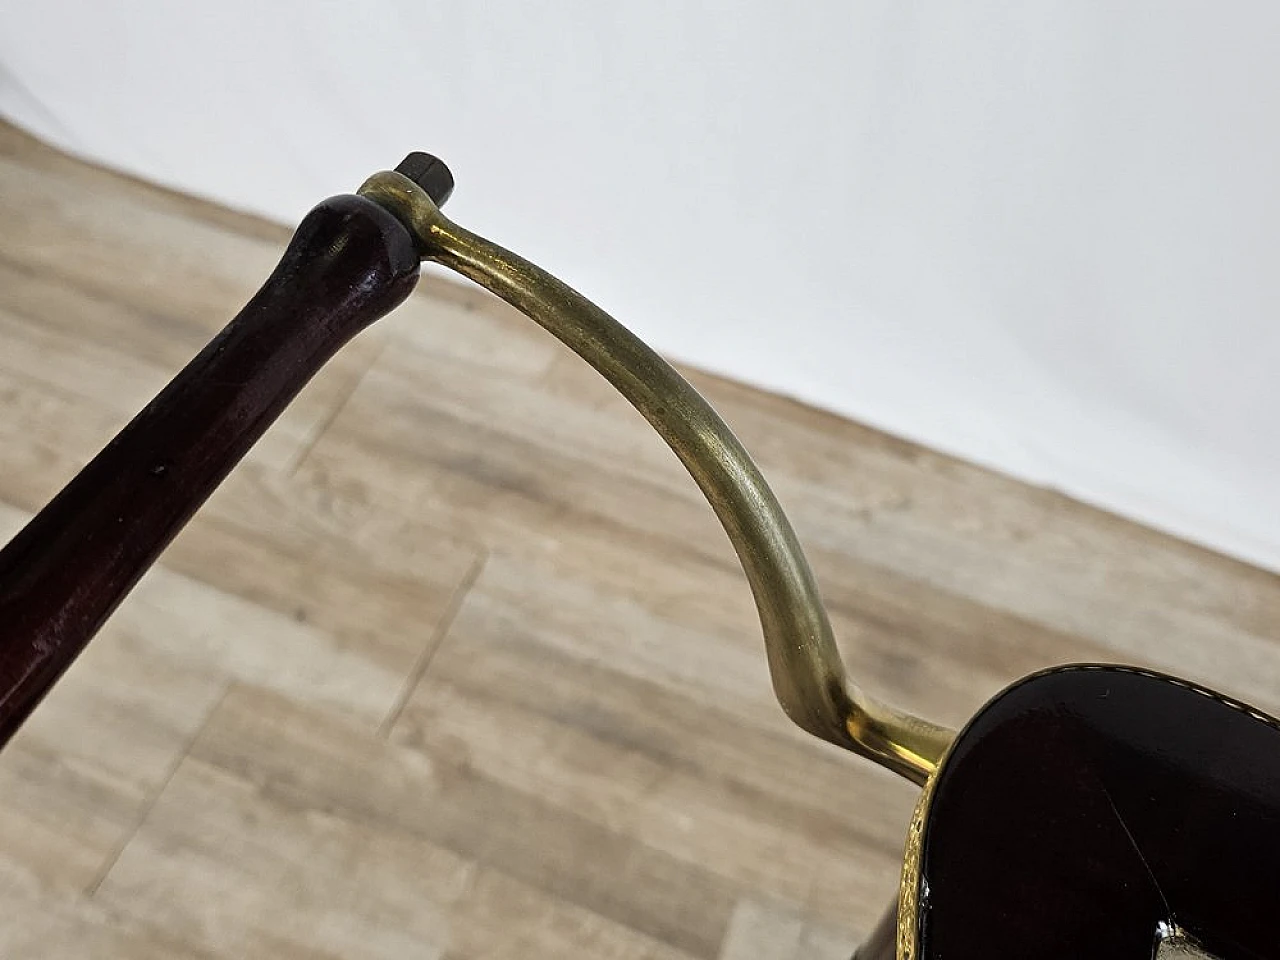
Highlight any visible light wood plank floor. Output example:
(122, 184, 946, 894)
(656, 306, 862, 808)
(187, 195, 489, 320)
(3, 122, 1280, 958)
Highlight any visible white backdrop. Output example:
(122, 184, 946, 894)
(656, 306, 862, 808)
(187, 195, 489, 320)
(3, 2, 1279, 570)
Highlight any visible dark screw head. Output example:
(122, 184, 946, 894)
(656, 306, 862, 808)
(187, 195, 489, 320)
(395, 152, 454, 207)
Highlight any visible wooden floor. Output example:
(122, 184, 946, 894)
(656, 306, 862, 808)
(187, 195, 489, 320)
(3, 123, 1280, 959)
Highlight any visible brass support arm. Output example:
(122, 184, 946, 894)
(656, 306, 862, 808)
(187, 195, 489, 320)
(359, 168, 953, 786)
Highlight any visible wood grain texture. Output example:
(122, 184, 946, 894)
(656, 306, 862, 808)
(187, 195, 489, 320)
(0, 191, 421, 741)
(1, 121, 1279, 957)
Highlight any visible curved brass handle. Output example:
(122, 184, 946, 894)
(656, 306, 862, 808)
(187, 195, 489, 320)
(359, 168, 953, 785)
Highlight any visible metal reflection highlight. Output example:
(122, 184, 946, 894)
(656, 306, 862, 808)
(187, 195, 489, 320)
(359, 169, 954, 785)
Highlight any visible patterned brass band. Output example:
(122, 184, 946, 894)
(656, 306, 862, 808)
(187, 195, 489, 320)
(357, 169, 955, 786)
(896, 753, 945, 959)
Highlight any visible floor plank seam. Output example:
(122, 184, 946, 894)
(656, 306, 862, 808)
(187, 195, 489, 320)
(285, 335, 392, 478)
(83, 680, 234, 898)
(377, 548, 489, 738)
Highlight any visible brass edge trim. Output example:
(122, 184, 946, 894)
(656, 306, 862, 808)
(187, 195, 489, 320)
(358, 169, 955, 785)
(895, 752, 946, 960)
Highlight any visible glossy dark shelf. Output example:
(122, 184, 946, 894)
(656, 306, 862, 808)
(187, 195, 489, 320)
(916, 666, 1280, 959)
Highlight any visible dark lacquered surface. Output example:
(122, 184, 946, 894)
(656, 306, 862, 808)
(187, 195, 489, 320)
(916, 666, 1280, 959)
(0, 194, 419, 744)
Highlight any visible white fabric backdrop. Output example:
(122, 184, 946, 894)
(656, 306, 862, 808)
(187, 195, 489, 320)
(3, 2, 1279, 570)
